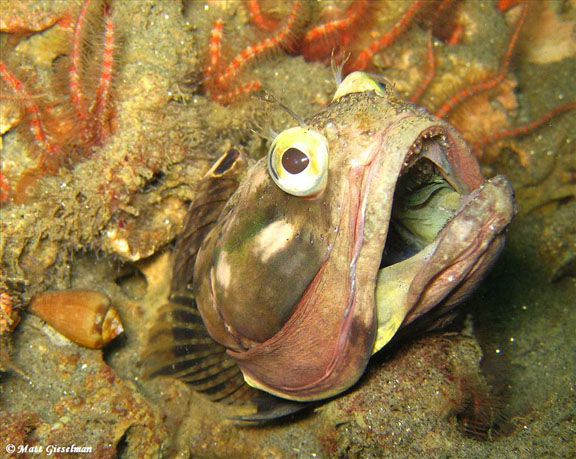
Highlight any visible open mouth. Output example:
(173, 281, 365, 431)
(381, 129, 467, 269)
(371, 124, 514, 354)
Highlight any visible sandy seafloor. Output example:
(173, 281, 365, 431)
(0, 0, 575, 457)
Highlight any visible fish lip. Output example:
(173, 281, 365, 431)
(367, 120, 515, 352)
(400, 174, 515, 324)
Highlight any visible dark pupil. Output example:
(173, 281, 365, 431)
(281, 148, 309, 174)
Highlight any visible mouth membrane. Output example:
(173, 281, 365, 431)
(381, 131, 464, 269)
(369, 127, 508, 354)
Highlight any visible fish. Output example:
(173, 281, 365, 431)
(144, 72, 515, 420)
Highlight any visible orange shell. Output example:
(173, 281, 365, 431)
(28, 289, 124, 349)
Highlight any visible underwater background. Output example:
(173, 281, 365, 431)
(1, 0, 575, 457)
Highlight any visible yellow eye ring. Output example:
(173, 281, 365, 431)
(267, 127, 329, 197)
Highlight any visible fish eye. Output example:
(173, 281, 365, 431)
(268, 126, 329, 197)
(282, 148, 310, 174)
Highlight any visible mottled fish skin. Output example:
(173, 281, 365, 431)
(144, 148, 257, 403)
(144, 149, 311, 419)
(144, 72, 514, 416)
(170, 148, 248, 303)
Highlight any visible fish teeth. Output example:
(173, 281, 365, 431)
(402, 128, 450, 173)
